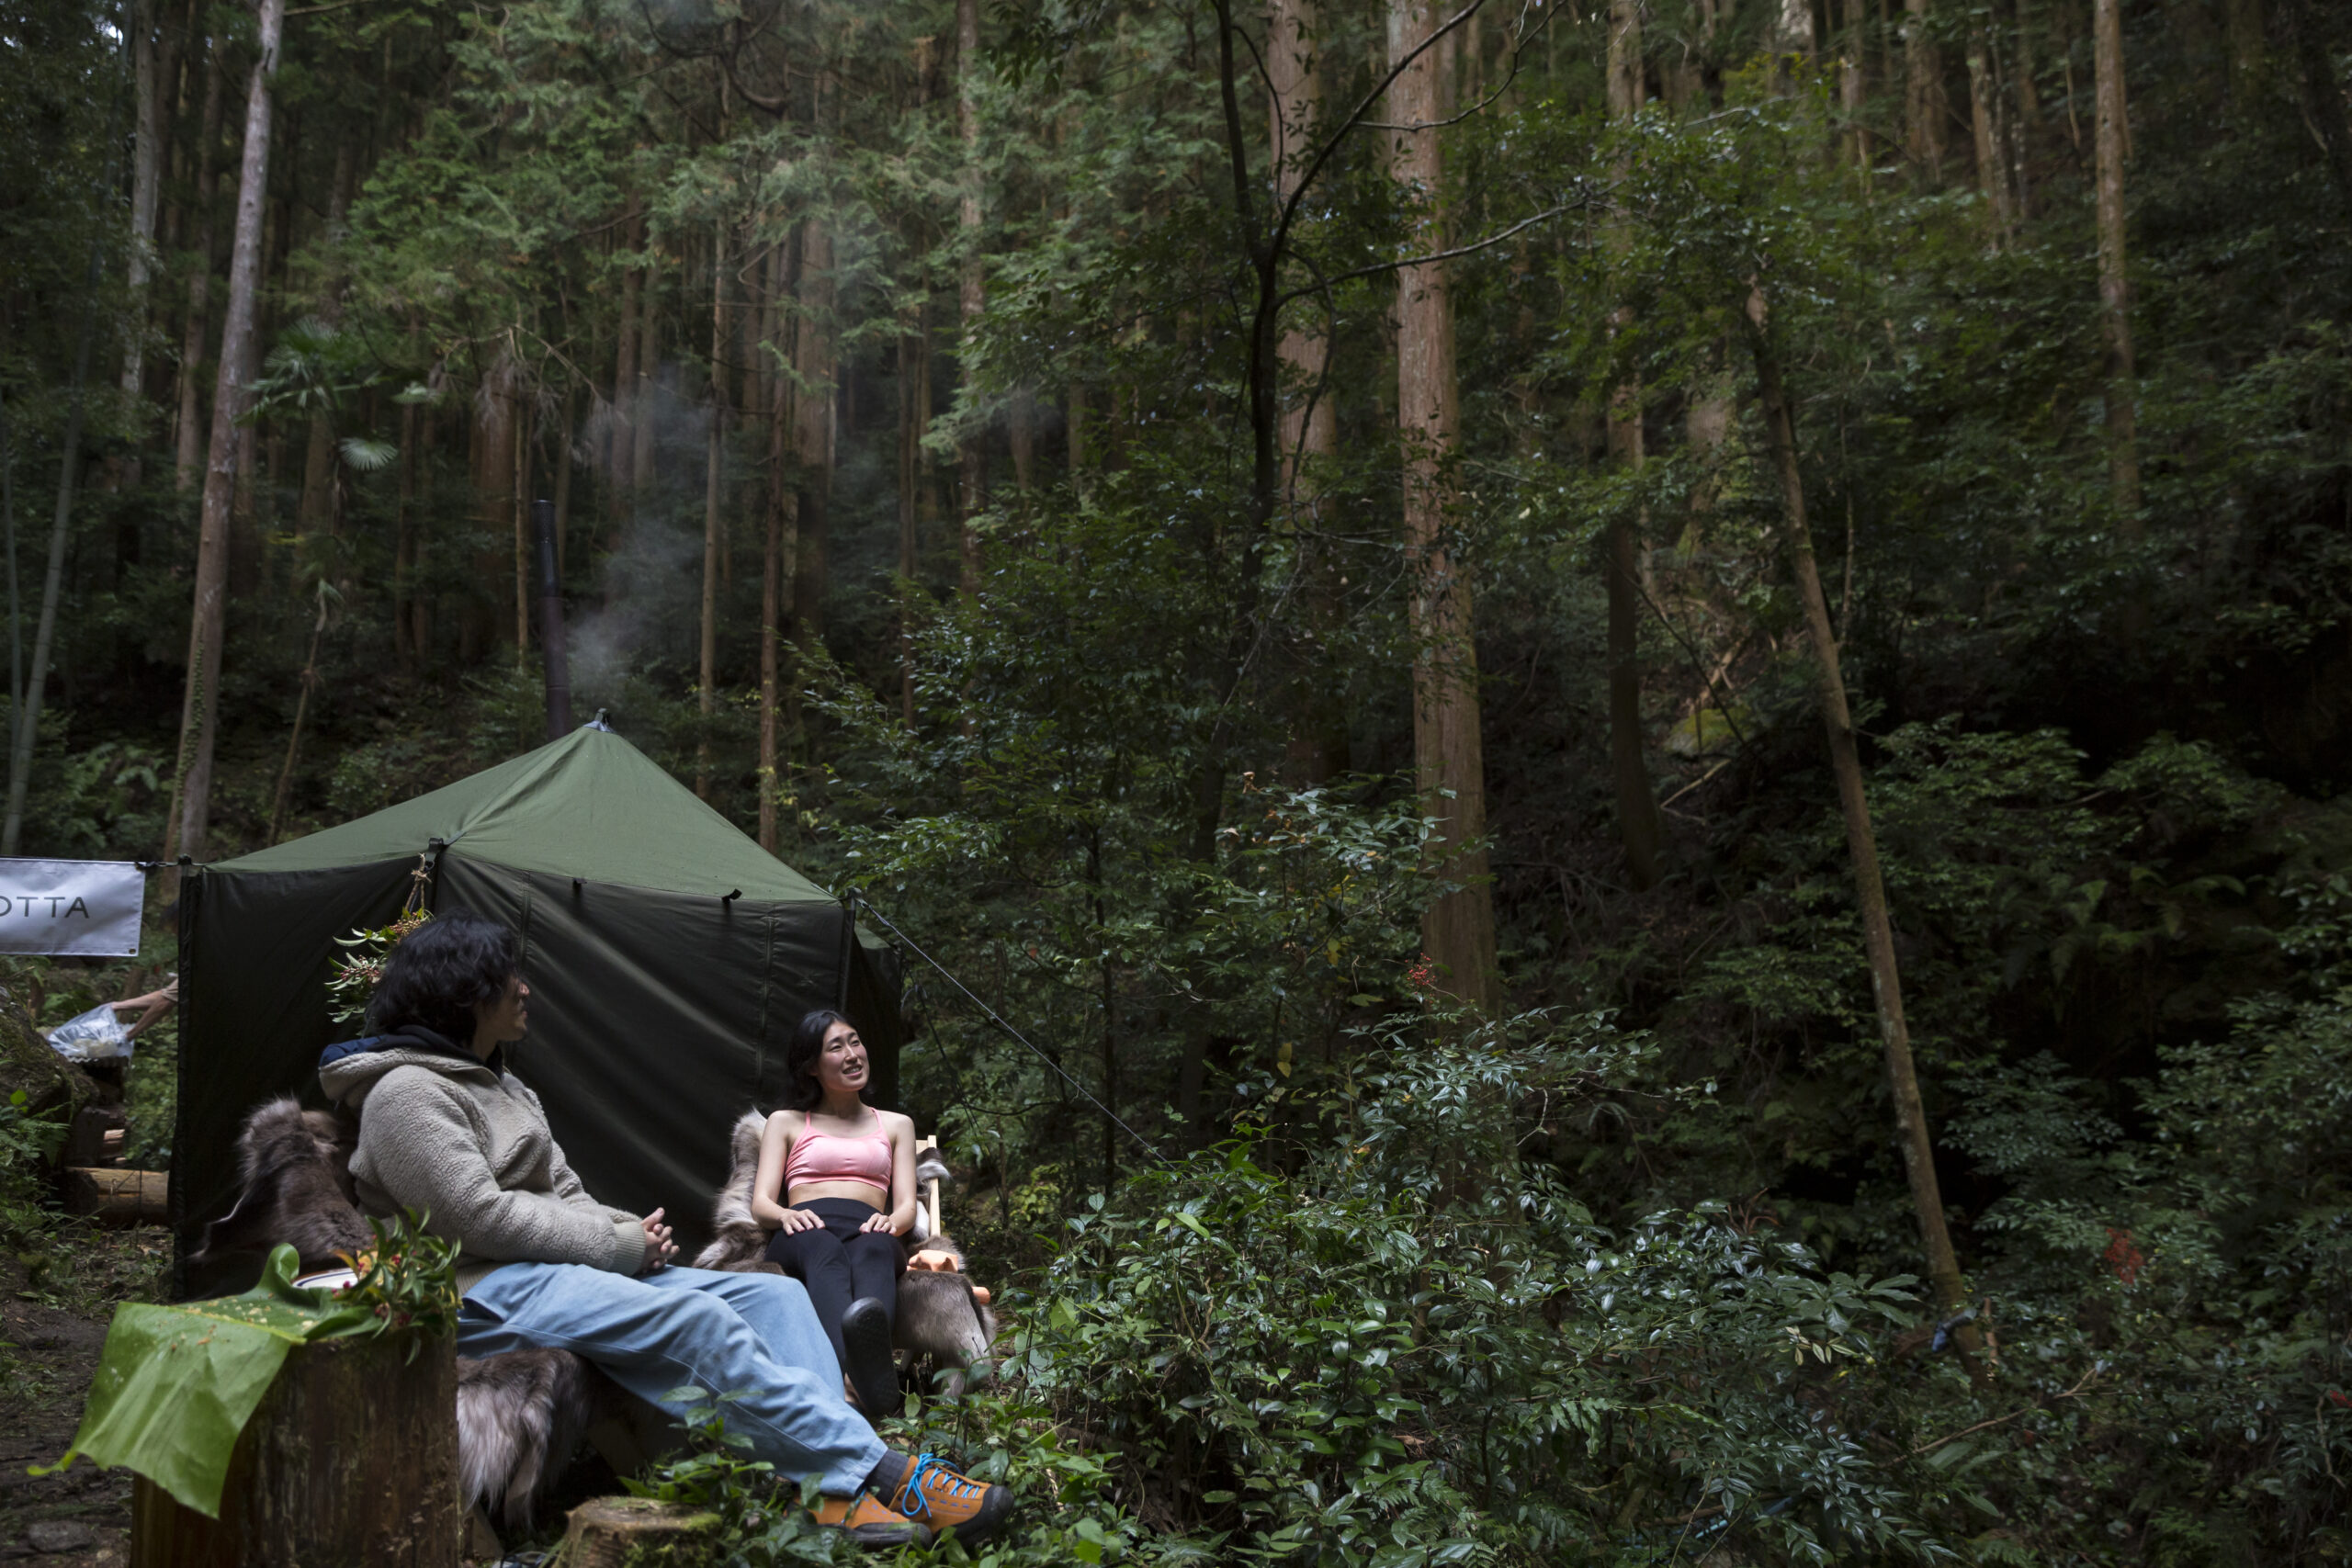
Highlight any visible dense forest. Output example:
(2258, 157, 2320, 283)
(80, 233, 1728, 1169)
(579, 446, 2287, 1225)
(6, 0, 2352, 1554)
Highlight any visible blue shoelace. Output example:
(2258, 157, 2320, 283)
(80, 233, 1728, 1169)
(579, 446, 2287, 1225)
(896, 1453, 984, 1518)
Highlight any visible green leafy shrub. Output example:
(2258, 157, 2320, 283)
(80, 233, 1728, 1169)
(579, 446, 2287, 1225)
(1019, 1008, 1944, 1566)
(0, 1088, 64, 1244)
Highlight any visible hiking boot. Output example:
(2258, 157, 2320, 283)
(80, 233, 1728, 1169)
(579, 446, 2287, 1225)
(842, 1297, 901, 1421)
(869, 1451, 1015, 1543)
(812, 1491, 933, 1549)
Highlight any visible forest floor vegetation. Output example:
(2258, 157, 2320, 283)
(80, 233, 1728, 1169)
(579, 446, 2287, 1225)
(0, 1230, 170, 1567)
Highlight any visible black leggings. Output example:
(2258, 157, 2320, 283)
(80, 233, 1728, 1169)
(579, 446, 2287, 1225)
(763, 1198, 904, 1373)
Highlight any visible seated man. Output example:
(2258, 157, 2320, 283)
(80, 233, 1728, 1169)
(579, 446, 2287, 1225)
(317, 908, 1012, 1550)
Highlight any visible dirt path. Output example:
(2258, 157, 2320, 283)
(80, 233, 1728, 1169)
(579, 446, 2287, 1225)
(0, 1225, 172, 1566)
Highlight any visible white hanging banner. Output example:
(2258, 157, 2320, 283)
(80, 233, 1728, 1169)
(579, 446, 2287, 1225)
(0, 860, 144, 955)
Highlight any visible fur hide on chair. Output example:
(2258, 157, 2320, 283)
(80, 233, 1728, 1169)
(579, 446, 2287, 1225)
(694, 1110, 1001, 1395)
(194, 1097, 620, 1531)
(189, 1098, 370, 1272)
(456, 1347, 621, 1531)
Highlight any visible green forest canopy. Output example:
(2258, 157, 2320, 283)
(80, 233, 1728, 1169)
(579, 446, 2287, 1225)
(6, 0, 2352, 1556)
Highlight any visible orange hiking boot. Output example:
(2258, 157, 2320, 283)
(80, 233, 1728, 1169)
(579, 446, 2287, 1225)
(811, 1491, 933, 1550)
(869, 1451, 1016, 1542)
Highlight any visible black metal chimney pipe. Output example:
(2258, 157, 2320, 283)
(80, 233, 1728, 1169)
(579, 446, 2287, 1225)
(534, 499, 571, 739)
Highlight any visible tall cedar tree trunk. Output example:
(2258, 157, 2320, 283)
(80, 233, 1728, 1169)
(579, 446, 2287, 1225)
(699, 238, 727, 799)
(1008, 390, 1034, 500)
(606, 197, 641, 603)
(1966, 28, 2015, 240)
(2225, 0, 2262, 100)
(1391, 0, 1498, 1007)
(898, 309, 924, 726)
(121, 0, 163, 424)
(264, 582, 327, 844)
(1605, 0, 1664, 891)
(1775, 0, 1815, 54)
(174, 34, 224, 493)
(296, 137, 356, 541)
(165, 0, 288, 871)
(2, 386, 20, 724)
(461, 351, 516, 665)
(633, 275, 660, 528)
(1841, 0, 1869, 164)
(394, 391, 417, 668)
(254, 123, 293, 584)
(512, 365, 530, 662)
(1745, 285, 1978, 1345)
(2094, 0, 2140, 529)
(956, 0, 985, 595)
(2279, 0, 2352, 212)
(793, 219, 835, 649)
(758, 239, 797, 854)
(1270, 0, 1346, 784)
(553, 384, 574, 581)
(1905, 0, 1945, 179)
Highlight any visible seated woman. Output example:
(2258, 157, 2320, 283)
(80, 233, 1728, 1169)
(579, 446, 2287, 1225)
(751, 1010, 919, 1417)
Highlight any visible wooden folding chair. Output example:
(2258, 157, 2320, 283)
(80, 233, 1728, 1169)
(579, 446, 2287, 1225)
(914, 1134, 944, 1238)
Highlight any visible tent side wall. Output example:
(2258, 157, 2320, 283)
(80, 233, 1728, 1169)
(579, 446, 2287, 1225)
(176, 861, 418, 1298)
(438, 861, 865, 1257)
(847, 931, 905, 1113)
(175, 855, 903, 1297)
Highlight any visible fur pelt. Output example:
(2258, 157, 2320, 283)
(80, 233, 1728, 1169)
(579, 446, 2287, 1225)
(189, 1097, 369, 1273)
(456, 1347, 626, 1531)
(695, 1110, 999, 1392)
(894, 1231, 1000, 1399)
(194, 1096, 612, 1528)
(692, 1111, 783, 1273)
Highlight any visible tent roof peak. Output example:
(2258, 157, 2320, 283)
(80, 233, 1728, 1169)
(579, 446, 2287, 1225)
(211, 726, 835, 904)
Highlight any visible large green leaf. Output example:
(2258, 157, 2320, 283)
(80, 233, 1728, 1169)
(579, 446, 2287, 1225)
(41, 1246, 377, 1519)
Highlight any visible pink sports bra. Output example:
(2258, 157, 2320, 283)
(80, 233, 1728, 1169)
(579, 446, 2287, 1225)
(784, 1114, 891, 1197)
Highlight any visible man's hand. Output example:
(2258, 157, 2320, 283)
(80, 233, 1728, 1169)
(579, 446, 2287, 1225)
(640, 1207, 678, 1273)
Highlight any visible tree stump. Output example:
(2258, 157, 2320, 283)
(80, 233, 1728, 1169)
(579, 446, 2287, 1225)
(560, 1496, 721, 1567)
(130, 1330, 458, 1568)
(62, 1167, 166, 1223)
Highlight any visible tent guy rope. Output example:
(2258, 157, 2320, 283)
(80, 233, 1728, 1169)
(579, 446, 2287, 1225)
(848, 894, 1167, 1166)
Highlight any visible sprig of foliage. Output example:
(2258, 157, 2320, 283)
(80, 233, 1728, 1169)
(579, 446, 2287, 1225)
(334, 1210, 460, 1347)
(326, 909, 433, 1029)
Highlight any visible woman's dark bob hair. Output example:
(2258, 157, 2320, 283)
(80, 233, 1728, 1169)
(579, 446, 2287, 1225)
(782, 1009, 862, 1111)
(367, 908, 521, 1043)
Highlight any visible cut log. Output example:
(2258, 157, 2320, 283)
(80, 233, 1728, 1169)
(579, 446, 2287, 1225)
(62, 1167, 166, 1224)
(130, 1330, 459, 1568)
(560, 1496, 721, 1568)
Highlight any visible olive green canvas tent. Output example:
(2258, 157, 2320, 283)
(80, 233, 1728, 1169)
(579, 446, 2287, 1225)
(174, 723, 901, 1293)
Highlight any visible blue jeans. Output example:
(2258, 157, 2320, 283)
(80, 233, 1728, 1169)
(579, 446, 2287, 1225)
(458, 1262, 888, 1495)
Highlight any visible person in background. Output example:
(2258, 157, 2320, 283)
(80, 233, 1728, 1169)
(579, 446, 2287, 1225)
(317, 909, 1013, 1549)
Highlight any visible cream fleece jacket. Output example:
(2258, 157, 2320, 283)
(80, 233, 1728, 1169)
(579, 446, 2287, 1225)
(320, 1043, 644, 1292)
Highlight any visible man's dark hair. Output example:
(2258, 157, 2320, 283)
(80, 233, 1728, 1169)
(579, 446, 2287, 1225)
(367, 908, 520, 1043)
(783, 1009, 861, 1111)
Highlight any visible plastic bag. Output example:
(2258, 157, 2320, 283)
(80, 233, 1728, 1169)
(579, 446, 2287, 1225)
(47, 1003, 131, 1063)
